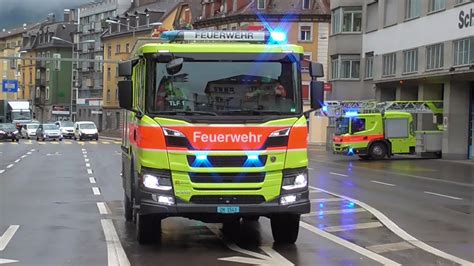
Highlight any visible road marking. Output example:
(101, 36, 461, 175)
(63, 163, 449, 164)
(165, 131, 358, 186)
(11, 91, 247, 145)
(100, 219, 130, 266)
(300, 222, 400, 265)
(329, 172, 348, 177)
(309, 190, 324, 194)
(207, 225, 293, 265)
(310, 186, 474, 265)
(85, 158, 89, 162)
(89, 177, 96, 184)
(64, 141, 72, 144)
(20, 155, 26, 159)
(87, 169, 93, 174)
(6, 164, 13, 169)
(30, 149, 35, 151)
(424, 191, 463, 200)
(10, 142, 18, 145)
(302, 208, 366, 217)
(97, 202, 109, 215)
(26, 152, 32, 155)
(86, 163, 91, 168)
(102, 141, 110, 144)
(83, 155, 87, 158)
(0, 170, 5, 174)
(113, 141, 121, 144)
(90, 141, 98, 145)
(0, 225, 19, 251)
(81, 148, 86, 151)
(0, 258, 19, 264)
(82, 151, 87, 154)
(324, 222, 383, 232)
(50, 141, 59, 144)
(14, 159, 20, 163)
(310, 198, 344, 203)
(371, 180, 396, 187)
(92, 187, 101, 195)
(366, 242, 416, 254)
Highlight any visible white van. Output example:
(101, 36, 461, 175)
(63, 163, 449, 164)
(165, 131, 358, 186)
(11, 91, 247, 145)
(73, 121, 99, 141)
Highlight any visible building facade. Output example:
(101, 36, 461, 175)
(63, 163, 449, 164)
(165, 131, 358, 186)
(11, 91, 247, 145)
(193, 0, 331, 144)
(329, 0, 474, 159)
(74, 0, 131, 130)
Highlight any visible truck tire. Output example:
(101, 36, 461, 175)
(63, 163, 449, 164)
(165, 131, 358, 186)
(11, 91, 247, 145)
(369, 142, 387, 160)
(124, 192, 133, 222)
(136, 214, 161, 245)
(271, 214, 300, 244)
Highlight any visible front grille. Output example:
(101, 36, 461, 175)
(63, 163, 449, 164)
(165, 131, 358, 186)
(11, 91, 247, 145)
(189, 195, 265, 204)
(187, 155, 267, 167)
(189, 172, 265, 183)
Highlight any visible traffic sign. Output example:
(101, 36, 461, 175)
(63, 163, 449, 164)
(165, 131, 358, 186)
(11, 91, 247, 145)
(2, 80, 19, 93)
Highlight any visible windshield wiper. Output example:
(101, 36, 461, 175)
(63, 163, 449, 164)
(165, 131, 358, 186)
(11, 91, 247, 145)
(221, 110, 286, 115)
(152, 110, 218, 116)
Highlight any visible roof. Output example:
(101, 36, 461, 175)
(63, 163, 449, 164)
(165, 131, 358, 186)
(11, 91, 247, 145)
(0, 26, 29, 39)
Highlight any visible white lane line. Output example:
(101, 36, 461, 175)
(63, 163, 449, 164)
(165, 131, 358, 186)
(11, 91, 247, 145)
(81, 148, 86, 151)
(89, 177, 96, 184)
(324, 222, 383, 233)
(26, 152, 32, 155)
(92, 187, 101, 195)
(302, 208, 365, 217)
(0, 170, 5, 174)
(83, 154, 87, 158)
(97, 202, 110, 215)
(329, 172, 348, 177)
(300, 222, 400, 266)
(366, 242, 416, 254)
(87, 169, 93, 175)
(310, 198, 344, 203)
(20, 155, 26, 159)
(6, 164, 13, 169)
(310, 186, 473, 265)
(424, 191, 463, 201)
(14, 159, 20, 163)
(85, 158, 89, 162)
(86, 163, 91, 168)
(30, 149, 35, 152)
(309, 190, 324, 194)
(371, 180, 396, 187)
(0, 225, 20, 251)
(101, 219, 130, 266)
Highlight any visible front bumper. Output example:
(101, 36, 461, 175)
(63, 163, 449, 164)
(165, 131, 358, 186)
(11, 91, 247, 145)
(138, 190, 310, 217)
(62, 132, 74, 137)
(44, 135, 62, 139)
(333, 143, 367, 155)
(80, 133, 98, 139)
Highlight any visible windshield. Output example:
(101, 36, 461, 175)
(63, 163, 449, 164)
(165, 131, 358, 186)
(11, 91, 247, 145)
(27, 124, 39, 130)
(148, 59, 300, 116)
(80, 123, 96, 129)
(335, 117, 350, 135)
(0, 123, 16, 130)
(12, 112, 31, 120)
(62, 121, 74, 127)
(43, 124, 59, 130)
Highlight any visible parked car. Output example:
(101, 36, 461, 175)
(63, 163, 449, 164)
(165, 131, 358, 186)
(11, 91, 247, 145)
(74, 121, 99, 141)
(21, 123, 39, 139)
(36, 123, 63, 141)
(0, 123, 20, 142)
(55, 121, 75, 139)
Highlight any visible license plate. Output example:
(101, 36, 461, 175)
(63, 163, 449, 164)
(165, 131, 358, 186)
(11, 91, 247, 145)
(217, 206, 240, 214)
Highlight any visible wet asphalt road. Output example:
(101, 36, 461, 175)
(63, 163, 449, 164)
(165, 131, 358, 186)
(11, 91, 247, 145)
(0, 140, 473, 266)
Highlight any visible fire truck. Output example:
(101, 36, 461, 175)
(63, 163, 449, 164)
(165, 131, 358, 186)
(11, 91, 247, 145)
(117, 30, 325, 244)
(328, 101, 444, 160)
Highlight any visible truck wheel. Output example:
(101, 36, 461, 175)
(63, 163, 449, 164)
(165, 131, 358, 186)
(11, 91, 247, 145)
(136, 213, 161, 245)
(369, 142, 387, 160)
(271, 214, 300, 244)
(124, 192, 133, 222)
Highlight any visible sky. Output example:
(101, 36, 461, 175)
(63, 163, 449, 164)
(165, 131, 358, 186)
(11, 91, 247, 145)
(0, 0, 93, 30)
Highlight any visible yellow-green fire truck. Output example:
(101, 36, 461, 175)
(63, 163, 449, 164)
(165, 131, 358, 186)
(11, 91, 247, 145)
(330, 101, 443, 160)
(117, 30, 325, 244)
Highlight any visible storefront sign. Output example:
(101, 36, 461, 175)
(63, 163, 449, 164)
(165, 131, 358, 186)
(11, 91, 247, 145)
(51, 105, 70, 115)
(458, 8, 474, 29)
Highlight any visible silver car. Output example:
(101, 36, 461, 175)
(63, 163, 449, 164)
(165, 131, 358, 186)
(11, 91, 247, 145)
(21, 123, 39, 139)
(36, 124, 63, 141)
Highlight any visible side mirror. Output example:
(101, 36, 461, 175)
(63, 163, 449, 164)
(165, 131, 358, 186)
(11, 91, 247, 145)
(118, 61, 132, 77)
(118, 80, 133, 111)
(310, 81, 324, 110)
(309, 62, 324, 78)
(166, 58, 183, 75)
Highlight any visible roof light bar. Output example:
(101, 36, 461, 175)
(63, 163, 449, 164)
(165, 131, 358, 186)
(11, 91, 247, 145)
(159, 30, 287, 44)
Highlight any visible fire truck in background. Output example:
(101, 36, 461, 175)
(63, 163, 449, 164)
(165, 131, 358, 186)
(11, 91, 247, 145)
(117, 30, 325, 244)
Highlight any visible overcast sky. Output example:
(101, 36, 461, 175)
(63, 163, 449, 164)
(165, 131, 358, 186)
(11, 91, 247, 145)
(0, 0, 92, 29)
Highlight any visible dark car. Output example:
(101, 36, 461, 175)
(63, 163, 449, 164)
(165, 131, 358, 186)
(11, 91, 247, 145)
(0, 123, 20, 142)
(36, 124, 63, 141)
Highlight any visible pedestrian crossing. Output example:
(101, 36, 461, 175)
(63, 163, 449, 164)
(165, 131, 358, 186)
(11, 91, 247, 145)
(0, 140, 121, 145)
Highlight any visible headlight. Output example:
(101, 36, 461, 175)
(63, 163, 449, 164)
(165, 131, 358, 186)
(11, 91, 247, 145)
(142, 174, 172, 191)
(269, 128, 290, 137)
(163, 128, 185, 137)
(282, 170, 308, 191)
(0, 130, 5, 134)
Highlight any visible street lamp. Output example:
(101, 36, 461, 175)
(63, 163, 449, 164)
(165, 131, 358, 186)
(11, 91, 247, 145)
(51, 36, 95, 120)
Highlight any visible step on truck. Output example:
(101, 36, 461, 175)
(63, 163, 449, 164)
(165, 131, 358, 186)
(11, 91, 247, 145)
(117, 30, 325, 244)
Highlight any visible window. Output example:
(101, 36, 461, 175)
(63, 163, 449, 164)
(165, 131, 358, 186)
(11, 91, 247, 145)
(302, 82, 310, 101)
(366, 2, 378, 32)
(257, 0, 265, 9)
(403, 49, 418, 73)
(428, 0, 445, 12)
(107, 46, 112, 58)
(35, 87, 40, 98)
(46, 69, 50, 81)
(125, 43, 130, 53)
(46, 86, 50, 100)
(405, 0, 420, 19)
(107, 67, 111, 81)
(299, 24, 312, 41)
(302, 52, 312, 72)
(107, 89, 111, 101)
(453, 38, 474, 66)
(382, 53, 396, 76)
(331, 55, 360, 80)
(302, 0, 310, 9)
(116, 44, 121, 54)
(456, 0, 467, 4)
(426, 43, 444, 70)
(332, 7, 362, 34)
(115, 112, 121, 130)
(351, 118, 366, 133)
(365, 53, 374, 79)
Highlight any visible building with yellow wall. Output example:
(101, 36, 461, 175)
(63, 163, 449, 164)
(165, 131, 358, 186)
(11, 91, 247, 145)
(0, 26, 27, 101)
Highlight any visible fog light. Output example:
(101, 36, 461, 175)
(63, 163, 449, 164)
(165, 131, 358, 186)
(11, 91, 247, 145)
(143, 174, 172, 191)
(158, 195, 175, 205)
(280, 194, 297, 205)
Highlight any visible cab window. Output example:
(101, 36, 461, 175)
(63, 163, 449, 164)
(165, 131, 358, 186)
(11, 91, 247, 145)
(351, 118, 366, 134)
